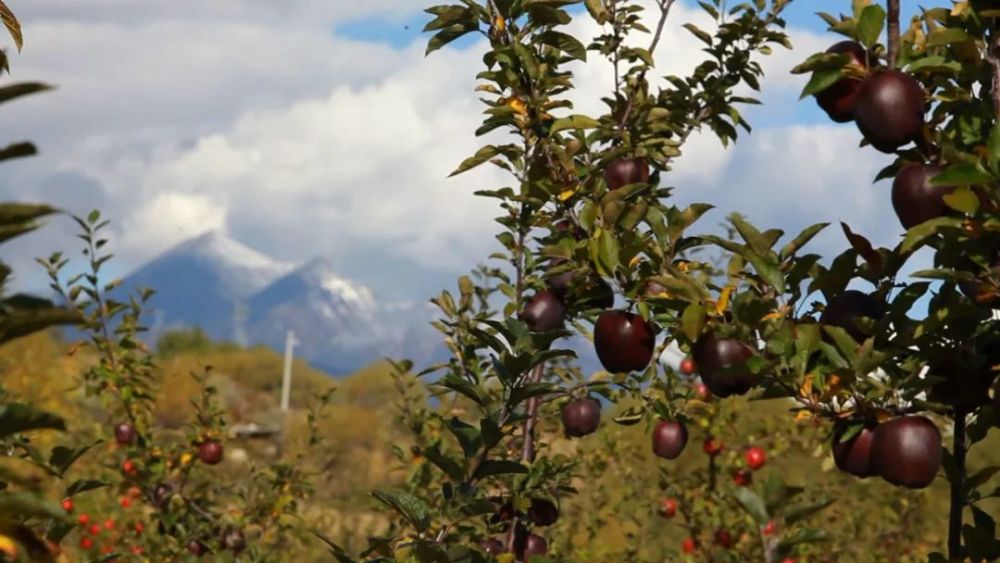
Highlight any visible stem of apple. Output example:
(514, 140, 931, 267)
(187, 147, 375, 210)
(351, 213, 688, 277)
(886, 0, 900, 71)
(948, 408, 967, 560)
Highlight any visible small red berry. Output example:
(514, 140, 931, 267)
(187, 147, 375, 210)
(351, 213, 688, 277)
(681, 537, 697, 554)
(122, 459, 136, 475)
(695, 382, 712, 401)
(89, 524, 101, 536)
(745, 446, 767, 470)
(120, 497, 131, 509)
(101, 545, 113, 555)
(660, 498, 677, 518)
(703, 437, 724, 456)
(79, 537, 94, 550)
(714, 528, 733, 548)
(733, 468, 753, 487)
(780, 559, 797, 563)
(680, 357, 696, 375)
(763, 520, 779, 536)
(131, 546, 143, 555)
(77, 514, 90, 526)
(61, 498, 74, 513)
(103, 519, 114, 530)
(127, 486, 142, 499)
(134, 522, 144, 534)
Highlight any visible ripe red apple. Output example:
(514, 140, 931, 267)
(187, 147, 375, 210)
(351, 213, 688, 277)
(561, 397, 601, 437)
(695, 382, 712, 401)
(714, 528, 734, 549)
(520, 290, 565, 332)
(122, 459, 137, 475)
(660, 498, 678, 518)
(870, 416, 942, 489)
(593, 310, 655, 373)
(479, 538, 504, 556)
(745, 447, 766, 470)
(762, 520, 778, 536)
(892, 163, 953, 229)
(703, 436, 724, 456)
(527, 498, 559, 527)
(604, 157, 650, 190)
(114, 423, 137, 445)
(815, 41, 868, 122)
(692, 333, 758, 397)
(679, 357, 696, 375)
(820, 289, 885, 343)
(651, 420, 689, 460)
(198, 441, 223, 465)
(853, 70, 925, 153)
(832, 420, 877, 478)
(732, 468, 753, 487)
(61, 497, 74, 512)
(681, 537, 697, 554)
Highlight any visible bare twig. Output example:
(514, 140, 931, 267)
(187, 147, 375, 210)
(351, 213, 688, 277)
(617, 0, 678, 133)
(886, 0, 900, 71)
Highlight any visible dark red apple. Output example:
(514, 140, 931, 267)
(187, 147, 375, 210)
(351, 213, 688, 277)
(527, 498, 558, 527)
(870, 416, 942, 489)
(604, 157, 650, 190)
(651, 420, 688, 459)
(114, 423, 136, 446)
(820, 290, 885, 343)
(187, 540, 207, 557)
(520, 534, 547, 561)
(561, 397, 601, 437)
(832, 420, 877, 478)
(692, 333, 758, 397)
(853, 70, 925, 153)
(892, 163, 953, 229)
(703, 436, 724, 456)
(714, 528, 734, 549)
(815, 41, 868, 123)
(479, 538, 504, 556)
(694, 382, 712, 401)
(660, 498, 678, 518)
(732, 468, 753, 487)
(197, 441, 223, 465)
(745, 446, 766, 470)
(593, 310, 655, 373)
(520, 290, 565, 332)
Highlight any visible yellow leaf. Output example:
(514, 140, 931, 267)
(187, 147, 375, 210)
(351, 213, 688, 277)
(799, 375, 814, 399)
(950, 1, 968, 16)
(628, 255, 643, 268)
(508, 97, 527, 115)
(795, 410, 814, 423)
(497, 555, 516, 563)
(0, 535, 15, 558)
(180, 452, 193, 466)
(677, 261, 690, 272)
(493, 15, 506, 33)
(558, 187, 577, 201)
(874, 409, 892, 423)
(715, 284, 734, 315)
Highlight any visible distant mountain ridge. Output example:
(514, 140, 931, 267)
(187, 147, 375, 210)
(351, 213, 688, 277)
(114, 230, 445, 375)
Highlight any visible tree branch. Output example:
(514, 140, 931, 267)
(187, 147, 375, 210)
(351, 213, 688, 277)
(617, 0, 677, 133)
(948, 410, 968, 560)
(886, 0, 900, 71)
(520, 362, 547, 462)
(988, 25, 1000, 117)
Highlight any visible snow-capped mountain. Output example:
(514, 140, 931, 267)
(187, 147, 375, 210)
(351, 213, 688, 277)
(114, 232, 445, 374)
(118, 231, 296, 341)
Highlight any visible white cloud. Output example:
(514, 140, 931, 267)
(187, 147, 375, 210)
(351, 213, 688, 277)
(3, 0, 903, 300)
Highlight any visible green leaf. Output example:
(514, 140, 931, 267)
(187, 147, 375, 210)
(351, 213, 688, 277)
(784, 497, 834, 524)
(681, 303, 707, 342)
(372, 489, 432, 533)
(779, 222, 829, 260)
(49, 442, 99, 477)
(731, 213, 771, 255)
(0, 492, 66, 520)
(426, 22, 479, 56)
(0, 141, 35, 162)
(942, 186, 978, 214)
(732, 487, 769, 525)
(594, 228, 620, 277)
(584, 0, 608, 23)
(855, 4, 885, 48)
(312, 532, 356, 563)
(931, 162, 995, 186)
(65, 479, 109, 496)
(473, 459, 529, 480)
(799, 68, 843, 99)
(445, 417, 482, 458)
(450, 145, 500, 177)
(926, 27, 973, 47)
(966, 466, 1000, 493)
(549, 114, 600, 135)
(900, 216, 962, 253)
(682, 23, 713, 46)
(0, 403, 65, 438)
(537, 30, 587, 61)
(424, 445, 466, 481)
(434, 375, 488, 406)
(778, 527, 830, 549)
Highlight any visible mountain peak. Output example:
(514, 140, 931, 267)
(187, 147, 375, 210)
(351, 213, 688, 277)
(293, 257, 375, 310)
(170, 230, 294, 273)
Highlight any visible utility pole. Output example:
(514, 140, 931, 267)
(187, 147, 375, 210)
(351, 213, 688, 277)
(277, 329, 297, 456)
